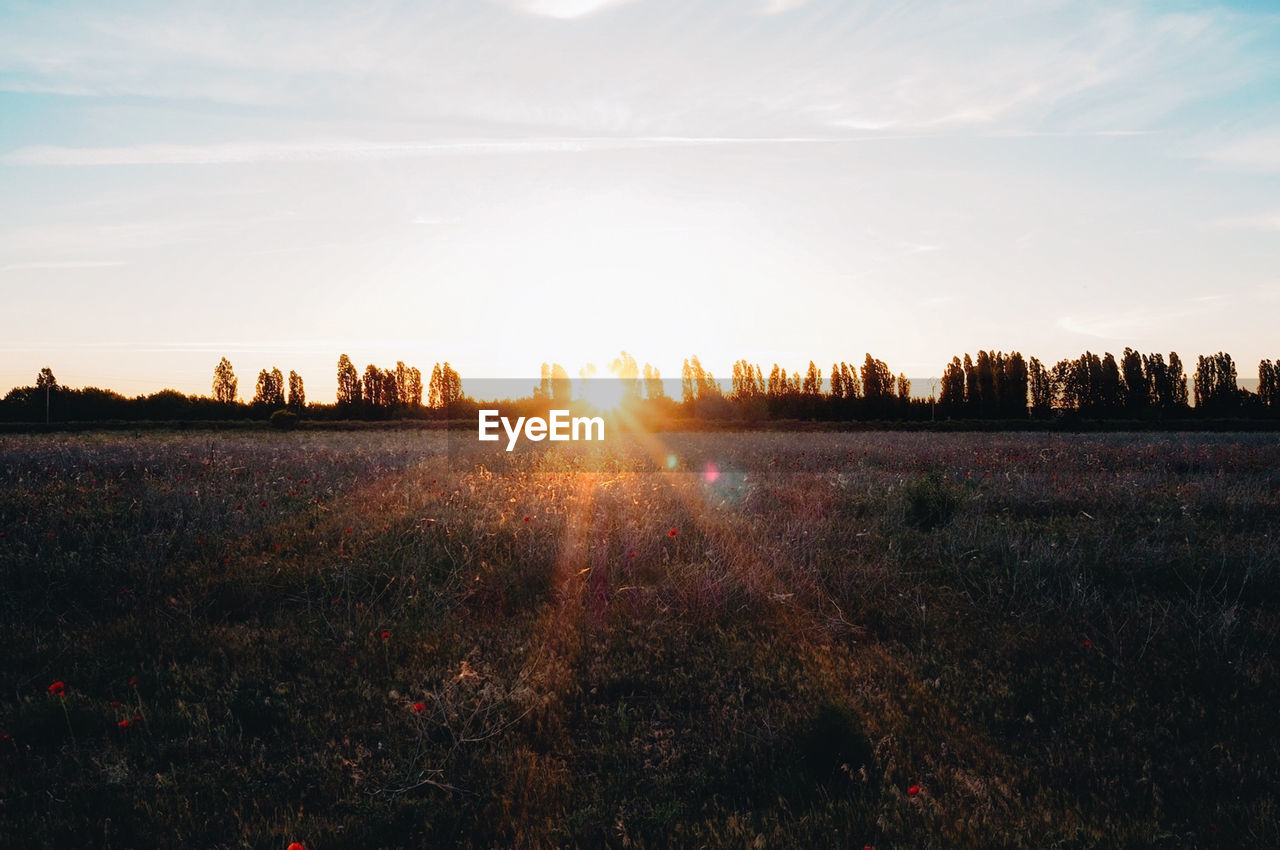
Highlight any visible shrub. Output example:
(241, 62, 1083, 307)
(269, 409, 299, 430)
(902, 470, 961, 529)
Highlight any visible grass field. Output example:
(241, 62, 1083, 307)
(1, 430, 1278, 848)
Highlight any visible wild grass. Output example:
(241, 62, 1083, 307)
(1, 430, 1277, 848)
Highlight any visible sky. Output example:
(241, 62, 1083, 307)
(1, 0, 1278, 402)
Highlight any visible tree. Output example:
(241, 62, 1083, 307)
(430, 362, 462, 408)
(35, 367, 57, 424)
(1121, 348, 1148, 414)
(1028, 356, 1052, 416)
(643, 363, 665, 400)
(963, 354, 978, 411)
(213, 358, 238, 404)
(999, 352, 1028, 418)
(860, 354, 892, 401)
(976, 351, 997, 416)
(363, 364, 383, 410)
(428, 363, 444, 408)
(1099, 353, 1123, 413)
(1167, 352, 1189, 408)
(1260, 360, 1278, 409)
(336, 354, 361, 408)
(407, 366, 423, 408)
(288, 370, 305, 411)
(395, 362, 410, 409)
(940, 357, 965, 412)
(896, 373, 911, 401)
(550, 364, 571, 404)
(681, 359, 695, 404)
(1194, 352, 1239, 413)
(252, 367, 285, 407)
(829, 363, 844, 399)
(840, 362, 859, 399)
(802, 361, 822, 397)
(610, 351, 640, 401)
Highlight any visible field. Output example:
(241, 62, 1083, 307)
(1, 430, 1278, 848)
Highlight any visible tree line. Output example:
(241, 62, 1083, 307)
(3, 348, 1278, 424)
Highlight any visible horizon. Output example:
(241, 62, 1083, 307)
(3, 1, 1278, 402)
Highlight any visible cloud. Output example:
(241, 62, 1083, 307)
(1, 136, 856, 166)
(0, 260, 126, 272)
(756, 0, 813, 14)
(499, 0, 641, 19)
(0, 1, 1258, 139)
(1213, 212, 1280, 231)
(1058, 297, 1230, 339)
(1203, 132, 1280, 172)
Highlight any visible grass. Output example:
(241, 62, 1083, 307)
(1, 430, 1277, 848)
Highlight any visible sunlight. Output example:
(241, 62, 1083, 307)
(577, 378, 627, 411)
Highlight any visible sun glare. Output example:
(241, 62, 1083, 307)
(578, 378, 627, 411)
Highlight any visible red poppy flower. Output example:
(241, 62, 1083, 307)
(0, 732, 10, 742)
(48, 681, 67, 697)
(1082, 639, 1092, 648)
(628, 550, 636, 559)
(110, 701, 120, 708)
(117, 719, 131, 729)
(345, 527, 353, 535)
(412, 702, 426, 713)
(128, 676, 139, 688)
(907, 784, 920, 796)
(287, 843, 307, 850)
(523, 515, 531, 523)
(380, 630, 390, 640)
(668, 528, 678, 538)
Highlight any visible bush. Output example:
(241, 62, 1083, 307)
(902, 470, 961, 529)
(269, 409, 299, 430)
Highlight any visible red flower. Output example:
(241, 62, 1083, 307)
(345, 527, 353, 535)
(260, 500, 268, 508)
(117, 719, 131, 729)
(48, 681, 67, 697)
(1082, 639, 1092, 648)
(380, 630, 391, 640)
(668, 528, 678, 538)
(628, 549, 636, 559)
(523, 515, 531, 523)
(127, 676, 139, 688)
(288, 843, 307, 850)
(110, 701, 120, 708)
(907, 784, 920, 796)
(412, 702, 426, 713)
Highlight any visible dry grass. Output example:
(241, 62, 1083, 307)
(1, 430, 1277, 848)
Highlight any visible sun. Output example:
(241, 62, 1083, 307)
(578, 377, 627, 412)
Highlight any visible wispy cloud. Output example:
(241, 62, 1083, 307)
(756, 0, 813, 15)
(1, 136, 873, 167)
(0, 260, 125, 272)
(1213, 212, 1280, 231)
(1058, 297, 1230, 340)
(497, 0, 641, 19)
(1202, 131, 1280, 172)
